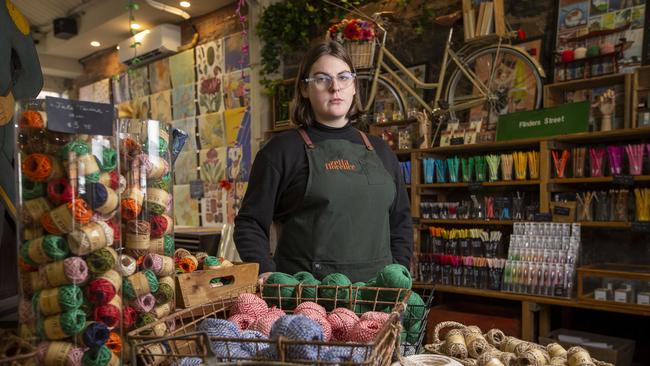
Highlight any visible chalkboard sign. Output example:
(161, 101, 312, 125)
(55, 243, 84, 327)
(450, 137, 464, 145)
(534, 213, 552, 222)
(46, 97, 114, 136)
(612, 175, 634, 187)
(553, 206, 571, 216)
(189, 180, 204, 199)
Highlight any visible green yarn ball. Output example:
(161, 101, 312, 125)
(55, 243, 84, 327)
(61, 140, 90, 159)
(203, 256, 221, 268)
(137, 313, 157, 328)
(402, 291, 426, 331)
(148, 172, 172, 191)
(37, 308, 86, 339)
(22, 178, 44, 199)
(32, 285, 84, 315)
(155, 283, 174, 305)
(359, 278, 380, 301)
(376, 264, 412, 302)
(587, 45, 600, 57)
(262, 272, 299, 309)
(163, 235, 174, 257)
(20, 235, 69, 266)
(86, 248, 116, 275)
(319, 273, 351, 310)
(100, 148, 117, 172)
(82, 345, 113, 366)
(298, 277, 321, 301)
(293, 271, 316, 282)
(123, 270, 159, 300)
(406, 321, 423, 344)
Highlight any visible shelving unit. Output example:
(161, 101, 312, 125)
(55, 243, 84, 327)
(632, 66, 650, 128)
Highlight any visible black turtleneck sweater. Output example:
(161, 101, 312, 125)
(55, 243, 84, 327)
(233, 122, 413, 273)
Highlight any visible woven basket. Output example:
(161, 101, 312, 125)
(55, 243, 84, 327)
(344, 41, 375, 69)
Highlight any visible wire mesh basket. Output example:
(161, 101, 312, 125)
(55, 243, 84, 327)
(344, 41, 376, 69)
(128, 284, 409, 365)
(400, 286, 434, 356)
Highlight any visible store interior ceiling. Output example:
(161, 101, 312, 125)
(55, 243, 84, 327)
(13, 0, 234, 78)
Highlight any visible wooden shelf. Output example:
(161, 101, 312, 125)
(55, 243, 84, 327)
(420, 219, 514, 225)
(553, 126, 650, 144)
(418, 180, 540, 189)
(578, 221, 631, 229)
(394, 148, 418, 156)
(545, 73, 626, 91)
(554, 51, 619, 66)
(550, 175, 650, 184)
(423, 138, 542, 155)
(564, 24, 630, 43)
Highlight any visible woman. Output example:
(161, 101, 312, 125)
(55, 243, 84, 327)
(234, 41, 412, 283)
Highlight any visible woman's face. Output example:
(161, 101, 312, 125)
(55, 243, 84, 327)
(301, 54, 356, 127)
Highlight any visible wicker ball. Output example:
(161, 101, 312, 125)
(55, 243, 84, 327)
(347, 319, 381, 343)
(327, 307, 359, 341)
(227, 313, 256, 331)
(294, 301, 327, 318)
(230, 293, 268, 319)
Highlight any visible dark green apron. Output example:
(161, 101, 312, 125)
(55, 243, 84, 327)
(274, 128, 396, 282)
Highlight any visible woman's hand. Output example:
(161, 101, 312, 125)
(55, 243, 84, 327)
(258, 271, 273, 286)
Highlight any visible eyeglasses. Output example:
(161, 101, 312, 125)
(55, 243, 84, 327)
(303, 72, 356, 91)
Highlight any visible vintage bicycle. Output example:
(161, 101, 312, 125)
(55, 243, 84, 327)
(326, 1, 546, 139)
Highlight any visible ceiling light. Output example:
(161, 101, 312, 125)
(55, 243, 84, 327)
(130, 23, 141, 30)
(116, 45, 120, 50)
(90, 41, 101, 47)
(179, 1, 190, 8)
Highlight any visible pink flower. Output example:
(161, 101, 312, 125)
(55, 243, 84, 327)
(200, 77, 221, 95)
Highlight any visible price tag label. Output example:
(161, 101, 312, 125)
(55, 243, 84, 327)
(46, 97, 113, 135)
(190, 180, 205, 199)
(612, 175, 634, 186)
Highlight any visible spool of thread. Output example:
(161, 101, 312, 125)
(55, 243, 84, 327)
(154, 282, 174, 305)
(22, 178, 44, 200)
(263, 272, 300, 309)
(42, 199, 93, 234)
(22, 153, 63, 182)
(519, 348, 550, 366)
(147, 172, 171, 192)
(122, 306, 137, 330)
(20, 234, 69, 266)
(150, 214, 173, 237)
(39, 256, 88, 287)
(295, 301, 327, 319)
(23, 197, 52, 226)
(486, 329, 507, 349)
(567, 346, 593, 366)
(177, 256, 198, 273)
(142, 253, 175, 276)
(146, 188, 171, 215)
(83, 183, 119, 216)
(87, 270, 122, 305)
(37, 308, 86, 340)
(547, 343, 567, 359)
(153, 303, 172, 318)
(20, 109, 46, 128)
(445, 329, 468, 359)
(69, 222, 114, 256)
(116, 254, 137, 276)
(46, 178, 74, 205)
(120, 188, 144, 221)
(36, 341, 85, 366)
(23, 227, 44, 242)
(133, 153, 169, 179)
(574, 47, 587, 59)
(82, 345, 120, 366)
(174, 248, 192, 259)
(99, 171, 120, 191)
(131, 293, 156, 313)
(600, 43, 615, 54)
(586, 45, 600, 57)
(327, 307, 359, 341)
(123, 269, 159, 299)
(61, 141, 101, 181)
(100, 148, 117, 172)
(76, 321, 110, 349)
(231, 293, 269, 319)
(125, 220, 151, 256)
(94, 296, 122, 328)
(560, 49, 574, 62)
(32, 284, 84, 316)
(195, 251, 209, 266)
(87, 247, 118, 275)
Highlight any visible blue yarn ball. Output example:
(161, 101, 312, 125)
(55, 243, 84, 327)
(240, 330, 269, 355)
(321, 345, 368, 363)
(177, 357, 202, 366)
(255, 347, 278, 361)
(270, 315, 324, 361)
(197, 318, 243, 357)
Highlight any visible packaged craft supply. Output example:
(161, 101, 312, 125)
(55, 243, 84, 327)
(14, 98, 124, 359)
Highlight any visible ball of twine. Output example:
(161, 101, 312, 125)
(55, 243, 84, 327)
(146, 191, 171, 216)
(477, 351, 506, 366)
(22, 153, 57, 182)
(463, 328, 491, 359)
(86, 247, 117, 275)
(100, 148, 117, 172)
(203, 255, 221, 269)
(37, 342, 84, 366)
(131, 293, 156, 313)
(116, 254, 137, 276)
(120, 189, 144, 221)
(272, 315, 323, 361)
(123, 270, 159, 300)
(106, 331, 124, 355)
(227, 313, 256, 331)
(518, 348, 550, 366)
(122, 306, 137, 330)
(327, 307, 359, 341)
(498, 351, 517, 366)
(22, 178, 44, 200)
(262, 272, 299, 309)
(136, 313, 157, 329)
(360, 311, 390, 324)
(444, 328, 468, 359)
(177, 256, 198, 273)
(249, 309, 285, 337)
(142, 253, 175, 276)
(486, 329, 507, 349)
(94, 302, 121, 329)
(403, 291, 426, 331)
(194, 251, 209, 266)
(144, 137, 169, 157)
(20, 234, 69, 266)
(319, 273, 351, 306)
(547, 343, 567, 359)
(79, 321, 110, 349)
(83, 182, 119, 217)
(32, 284, 84, 316)
(376, 264, 412, 302)
(82, 345, 116, 366)
(37, 308, 86, 340)
(295, 301, 327, 319)
(567, 346, 593, 366)
(178, 357, 202, 366)
(86, 278, 117, 306)
(39, 256, 88, 287)
(348, 319, 382, 343)
(198, 318, 243, 357)
(46, 178, 73, 205)
(154, 282, 174, 305)
(293, 271, 316, 282)
(298, 276, 320, 301)
(550, 356, 568, 366)
(147, 172, 171, 192)
(240, 329, 269, 355)
(163, 234, 174, 257)
(133, 153, 170, 179)
(298, 309, 332, 342)
(230, 293, 269, 319)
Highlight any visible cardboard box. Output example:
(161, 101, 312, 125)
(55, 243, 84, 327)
(539, 328, 635, 366)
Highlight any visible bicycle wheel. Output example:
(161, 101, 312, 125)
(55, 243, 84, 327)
(444, 45, 543, 128)
(354, 71, 406, 130)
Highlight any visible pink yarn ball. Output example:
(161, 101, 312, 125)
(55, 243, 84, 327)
(249, 308, 285, 336)
(327, 308, 359, 341)
(230, 293, 268, 319)
(228, 313, 256, 331)
(360, 311, 390, 325)
(298, 310, 332, 342)
(265, 306, 287, 318)
(294, 301, 326, 318)
(348, 319, 381, 343)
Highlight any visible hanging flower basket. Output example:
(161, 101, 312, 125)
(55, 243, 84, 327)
(328, 18, 377, 69)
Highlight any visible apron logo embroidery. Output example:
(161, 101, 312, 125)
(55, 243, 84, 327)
(325, 159, 357, 171)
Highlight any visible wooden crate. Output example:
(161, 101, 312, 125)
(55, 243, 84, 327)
(176, 262, 259, 308)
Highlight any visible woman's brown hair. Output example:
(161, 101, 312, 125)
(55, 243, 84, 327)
(290, 41, 360, 127)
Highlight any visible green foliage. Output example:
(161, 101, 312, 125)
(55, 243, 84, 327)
(256, 0, 369, 93)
